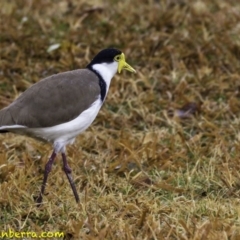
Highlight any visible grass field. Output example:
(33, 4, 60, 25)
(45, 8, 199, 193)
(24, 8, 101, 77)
(1, 0, 240, 239)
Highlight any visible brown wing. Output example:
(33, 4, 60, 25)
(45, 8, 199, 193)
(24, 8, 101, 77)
(0, 69, 101, 128)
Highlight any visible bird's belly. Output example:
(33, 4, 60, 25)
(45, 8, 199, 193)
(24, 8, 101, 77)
(27, 98, 103, 144)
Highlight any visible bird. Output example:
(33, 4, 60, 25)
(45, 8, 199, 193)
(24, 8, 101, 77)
(0, 48, 136, 205)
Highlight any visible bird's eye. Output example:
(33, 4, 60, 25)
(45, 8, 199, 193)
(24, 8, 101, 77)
(115, 55, 120, 61)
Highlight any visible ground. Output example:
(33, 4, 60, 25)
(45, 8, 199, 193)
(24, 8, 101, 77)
(1, 0, 240, 239)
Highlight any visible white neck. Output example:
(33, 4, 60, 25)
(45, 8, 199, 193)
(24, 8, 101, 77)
(92, 62, 118, 92)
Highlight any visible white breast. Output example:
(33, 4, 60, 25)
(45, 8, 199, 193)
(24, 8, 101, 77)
(24, 97, 103, 152)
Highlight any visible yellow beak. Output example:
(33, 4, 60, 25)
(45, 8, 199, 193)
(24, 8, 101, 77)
(118, 53, 136, 74)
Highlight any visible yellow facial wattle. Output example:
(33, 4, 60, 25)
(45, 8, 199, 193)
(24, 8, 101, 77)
(116, 53, 136, 74)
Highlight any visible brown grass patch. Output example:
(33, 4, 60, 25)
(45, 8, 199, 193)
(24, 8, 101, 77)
(1, 0, 240, 239)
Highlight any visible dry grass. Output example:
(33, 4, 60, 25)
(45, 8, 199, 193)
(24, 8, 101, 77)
(1, 0, 240, 239)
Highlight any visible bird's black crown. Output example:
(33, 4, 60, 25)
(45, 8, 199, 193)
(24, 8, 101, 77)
(87, 48, 122, 67)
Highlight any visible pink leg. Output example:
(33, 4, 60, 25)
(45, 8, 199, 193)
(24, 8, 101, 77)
(36, 151, 57, 206)
(62, 153, 80, 203)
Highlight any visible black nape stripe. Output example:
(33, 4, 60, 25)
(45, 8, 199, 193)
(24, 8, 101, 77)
(88, 67, 107, 102)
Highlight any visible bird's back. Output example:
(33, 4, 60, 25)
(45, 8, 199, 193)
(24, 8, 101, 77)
(0, 69, 101, 131)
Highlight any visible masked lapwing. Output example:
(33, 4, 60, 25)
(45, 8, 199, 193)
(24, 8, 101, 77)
(0, 48, 136, 205)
